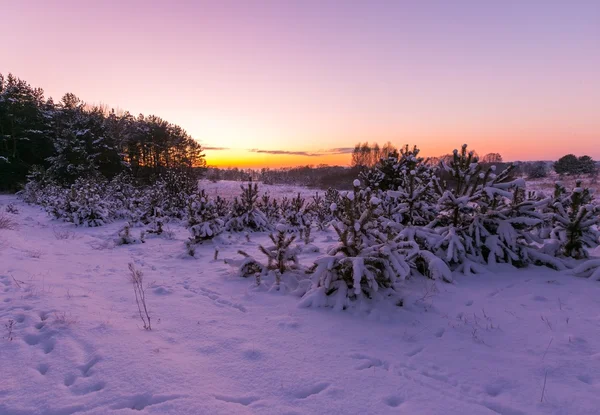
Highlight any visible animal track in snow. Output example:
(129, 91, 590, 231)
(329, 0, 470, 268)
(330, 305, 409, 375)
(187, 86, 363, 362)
(383, 395, 404, 407)
(480, 401, 526, 415)
(483, 378, 512, 397)
(71, 381, 106, 396)
(406, 346, 424, 357)
(577, 374, 593, 385)
(80, 356, 101, 377)
(182, 285, 247, 312)
(294, 382, 330, 399)
(111, 393, 183, 410)
(64, 373, 77, 387)
(214, 394, 260, 406)
(350, 353, 390, 370)
(242, 349, 263, 360)
(37, 363, 49, 375)
(23, 332, 56, 354)
(435, 328, 445, 338)
(465, 300, 474, 306)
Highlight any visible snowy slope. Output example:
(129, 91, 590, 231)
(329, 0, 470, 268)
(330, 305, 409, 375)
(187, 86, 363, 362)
(1, 195, 600, 415)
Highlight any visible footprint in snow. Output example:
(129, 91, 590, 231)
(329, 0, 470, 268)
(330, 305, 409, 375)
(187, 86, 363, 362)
(350, 353, 389, 370)
(383, 395, 404, 407)
(214, 394, 260, 406)
(577, 374, 593, 385)
(37, 363, 50, 375)
(406, 346, 424, 357)
(111, 393, 183, 410)
(294, 382, 330, 399)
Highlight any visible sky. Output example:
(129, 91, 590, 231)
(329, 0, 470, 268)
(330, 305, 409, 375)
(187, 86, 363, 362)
(1, 0, 599, 167)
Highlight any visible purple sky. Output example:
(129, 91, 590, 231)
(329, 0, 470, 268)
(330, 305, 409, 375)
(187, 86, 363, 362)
(2, 0, 599, 166)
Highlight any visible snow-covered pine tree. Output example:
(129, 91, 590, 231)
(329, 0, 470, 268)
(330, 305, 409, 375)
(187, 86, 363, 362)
(225, 183, 270, 232)
(116, 222, 144, 245)
(300, 180, 409, 310)
(185, 190, 224, 256)
(281, 193, 312, 243)
(137, 180, 166, 226)
(384, 145, 438, 227)
(429, 145, 522, 273)
(258, 224, 301, 286)
(324, 188, 341, 210)
(478, 181, 564, 269)
(550, 180, 600, 258)
(307, 192, 330, 231)
(69, 176, 111, 227)
(145, 206, 165, 236)
(214, 195, 230, 218)
(106, 171, 137, 219)
(159, 169, 198, 219)
(257, 192, 280, 222)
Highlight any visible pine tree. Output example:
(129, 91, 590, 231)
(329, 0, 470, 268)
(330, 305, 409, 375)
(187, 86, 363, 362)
(301, 180, 408, 310)
(281, 193, 312, 242)
(186, 190, 224, 256)
(258, 225, 301, 286)
(225, 183, 270, 232)
(307, 192, 330, 231)
(550, 181, 600, 258)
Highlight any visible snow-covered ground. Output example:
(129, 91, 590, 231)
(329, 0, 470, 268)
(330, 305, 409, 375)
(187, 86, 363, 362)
(1, 194, 600, 415)
(199, 180, 321, 201)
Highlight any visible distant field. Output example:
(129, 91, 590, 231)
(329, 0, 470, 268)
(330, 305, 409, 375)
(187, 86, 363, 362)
(199, 180, 321, 201)
(525, 175, 600, 200)
(200, 175, 600, 202)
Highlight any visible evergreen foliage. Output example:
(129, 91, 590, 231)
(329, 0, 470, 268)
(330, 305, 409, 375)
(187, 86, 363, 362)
(0, 73, 206, 192)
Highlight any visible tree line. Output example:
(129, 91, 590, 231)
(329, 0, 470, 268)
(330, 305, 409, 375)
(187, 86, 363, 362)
(350, 142, 597, 179)
(0, 73, 205, 191)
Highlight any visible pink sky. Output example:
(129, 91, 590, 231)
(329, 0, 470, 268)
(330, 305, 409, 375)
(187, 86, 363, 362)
(2, 0, 599, 167)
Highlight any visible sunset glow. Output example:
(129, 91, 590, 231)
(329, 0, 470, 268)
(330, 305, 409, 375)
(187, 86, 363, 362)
(2, 0, 599, 167)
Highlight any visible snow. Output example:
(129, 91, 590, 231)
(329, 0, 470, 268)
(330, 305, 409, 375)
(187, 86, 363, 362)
(1, 194, 600, 415)
(353, 179, 361, 187)
(199, 180, 318, 201)
(370, 196, 381, 205)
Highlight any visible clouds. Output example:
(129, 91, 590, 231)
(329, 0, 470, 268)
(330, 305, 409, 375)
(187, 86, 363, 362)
(203, 146, 229, 150)
(249, 149, 319, 157)
(248, 147, 354, 157)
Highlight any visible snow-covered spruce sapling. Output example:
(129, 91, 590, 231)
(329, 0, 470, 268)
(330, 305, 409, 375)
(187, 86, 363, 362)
(301, 180, 408, 310)
(185, 190, 224, 256)
(550, 181, 600, 258)
(258, 224, 301, 286)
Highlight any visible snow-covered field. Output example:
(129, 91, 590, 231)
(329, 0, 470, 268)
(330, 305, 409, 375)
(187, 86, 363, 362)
(1, 194, 600, 415)
(198, 180, 321, 201)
